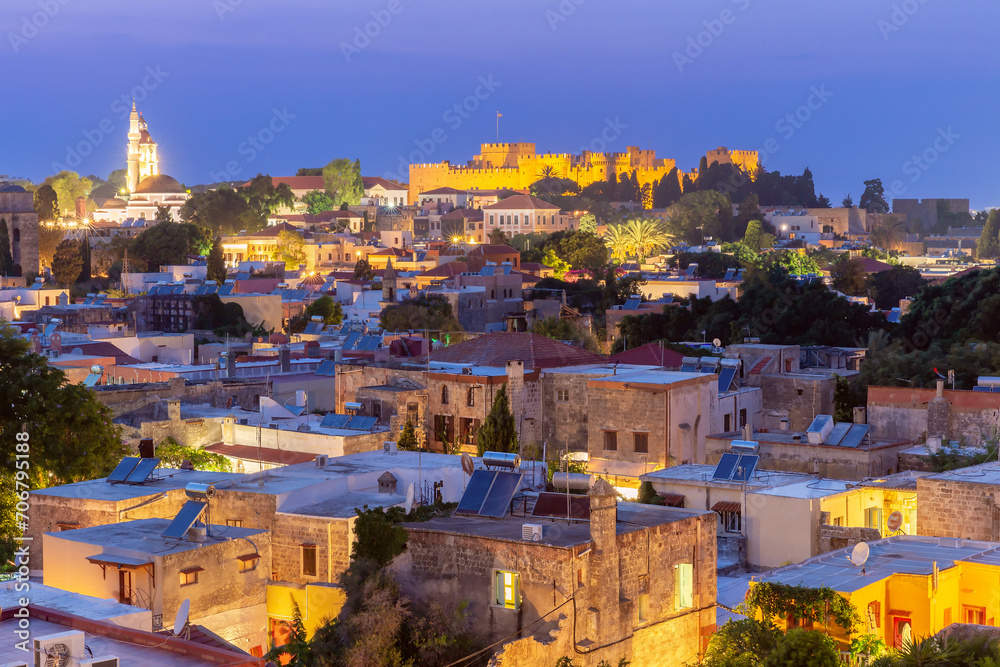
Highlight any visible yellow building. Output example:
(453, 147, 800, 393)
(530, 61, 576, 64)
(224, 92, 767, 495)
(266, 581, 345, 645)
(409, 143, 759, 206)
(752, 536, 1000, 651)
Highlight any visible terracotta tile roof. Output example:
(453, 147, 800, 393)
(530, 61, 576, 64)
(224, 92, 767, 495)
(748, 356, 773, 375)
(421, 186, 465, 195)
(661, 493, 685, 507)
(419, 262, 468, 278)
(711, 501, 741, 514)
(483, 194, 561, 211)
(370, 247, 408, 257)
(205, 442, 317, 466)
(469, 244, 518, 255)
(429, 332, 605, 370)
(856, 257, 895, 274)
(250, 221, 300, 237)
(608, 342, 684, 368)
(440, 208, 484, 221)
(362, 176, 407, 191)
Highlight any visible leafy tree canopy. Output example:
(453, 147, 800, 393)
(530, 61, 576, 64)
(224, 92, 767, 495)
(381, 294, 463, 334)
(323, 158, 364, 206)
(302, 189, 335, 215)
(156, 437, 231, 471)
(42, 171, 92, 215)
(51, 239, 84, 285)
(33, 184, 59, 222)
(180, 186, 262, 235)
(860, 178, 889, 214)
(131, 221, 213, 272)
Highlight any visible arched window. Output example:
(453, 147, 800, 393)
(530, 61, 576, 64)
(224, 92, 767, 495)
(441, 385, 449, 404)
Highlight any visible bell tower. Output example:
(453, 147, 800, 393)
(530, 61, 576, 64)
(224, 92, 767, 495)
(126, 100, 140, 193)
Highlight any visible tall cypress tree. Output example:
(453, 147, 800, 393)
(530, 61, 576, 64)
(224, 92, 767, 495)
(476, 384, 519, 456)
(206, 237, 227, 284)
(0, 218, 13, 276)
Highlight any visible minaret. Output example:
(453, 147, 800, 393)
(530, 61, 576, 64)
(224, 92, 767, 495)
(382, 259, 397, 303)
(126, 100, 140, 193)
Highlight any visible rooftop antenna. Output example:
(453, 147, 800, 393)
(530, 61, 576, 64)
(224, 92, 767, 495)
(173, 598, 191, 640)
(849, 541, 870, 575)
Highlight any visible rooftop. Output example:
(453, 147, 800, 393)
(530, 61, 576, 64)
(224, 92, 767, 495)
(751, 478, 853, 499)
(34, 468, 247, 502)
(52, 518, 266, 556)
(759, 536, 1000, 594)
(641, 464, 815, 489)
(924, 461, 1000, 486)
(285, 490, 406, 519)
(428, 332, 605, 370)
(0, 582, 145, 623)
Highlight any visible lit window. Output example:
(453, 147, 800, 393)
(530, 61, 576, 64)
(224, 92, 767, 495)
(866, 507, 882, 531)
(633, 432, 648, 454)
(302, 544, 317, 577)
(638, 593, 649, 623)
(557, 389, 569, 402)
(226, 519, 243, 527)
(494, 570, 520, 609)
(180, 567, 202, 586)
(603, 430, 617, 452)
(964, 605, 986, 625)
(673, 563, 693, 610)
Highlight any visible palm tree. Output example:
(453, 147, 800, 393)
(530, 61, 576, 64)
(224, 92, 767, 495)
(603, 224, 631, 262)
(624, 217, 673, 262)
(869, 214, 905, 251)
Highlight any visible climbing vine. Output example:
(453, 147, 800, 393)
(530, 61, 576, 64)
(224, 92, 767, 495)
(744, 583, 860, 634)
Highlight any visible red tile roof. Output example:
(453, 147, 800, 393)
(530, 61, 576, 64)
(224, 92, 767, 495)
(421, 186, 465, 195)
(440, 208, 484, 221)
(856, 257, 895, 274)
(608, 342, 684, 368)
(419, 262, 468, 278)
(362, 176, 407, 191)
(469, 244, 518, 255)
(259, 176, 324, 190)
(429, 333, 605, 370)
(483, 194, 561, 211)
(748, 356, 773, 375)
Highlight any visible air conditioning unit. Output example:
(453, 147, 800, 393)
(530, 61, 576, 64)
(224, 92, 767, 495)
(33, 630, 84, 667)
(383, 441, 397, 455)
(522, 523, 543, 542)
(314, 454, 329, 468)
(79, 658, 120, 667)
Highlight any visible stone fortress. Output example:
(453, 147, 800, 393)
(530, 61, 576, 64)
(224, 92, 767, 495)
(408, 143, 759, 203)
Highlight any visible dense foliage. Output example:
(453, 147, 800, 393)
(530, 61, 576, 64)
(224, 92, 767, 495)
(380, 294, 463, 334)
(476, 384, 519, 456)
(156, 437, 232, 471)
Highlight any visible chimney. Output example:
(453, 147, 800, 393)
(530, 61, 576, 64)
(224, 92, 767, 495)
(167, 399, 181, 421)
(50, 331, 62, 354)
(853, 407, 867, 425)
(279, 346, 291, 373)
(226, 351, 237, 378)
(936, 380, 945, 399)
(29, 329, 41, 354)
(138, 439, 155, 458)
(586, 478, 621, 646)
(75, 196, 87, 219)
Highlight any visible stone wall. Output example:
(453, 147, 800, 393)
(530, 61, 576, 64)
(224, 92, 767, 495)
(0, 189, 40, 276)
(759, 374, 835, 432)
(141, 417, 223, 449)
(270, 512, 353, 585)
(705, 436, 909, 481)
(868, 385, 1000, 446)
(817, 512, 881, 555)
(96, 378, 267, 428)
(917, 476, 1000, 541)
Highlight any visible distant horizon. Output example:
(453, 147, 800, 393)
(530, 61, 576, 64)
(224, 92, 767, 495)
(4, 1, 999, 209)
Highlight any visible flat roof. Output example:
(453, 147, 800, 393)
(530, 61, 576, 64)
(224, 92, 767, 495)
(405, 499, 710, 548)
(542, 363, 669, 376)
(0, 582, 144, 622)
(641, 463, 814, 489)
(925, 461, 1000, 486)
(759, 536, 1000, 594)
(51, 518, 266, 556)
(285, 490, 406, 519)
(34, 468, 246, 502)
(856, 470, 930, 491)
(589, 368, 712, 387)
(751, 478, 853, 499)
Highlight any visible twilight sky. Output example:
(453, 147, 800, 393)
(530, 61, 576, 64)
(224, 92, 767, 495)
(3, 0, 998, 208)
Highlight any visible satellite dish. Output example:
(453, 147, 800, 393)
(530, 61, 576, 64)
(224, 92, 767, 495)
(849, 542, 870, 569)
(461, 452, 474, 476)
(887, 511, 903, 533)
(404, 483, 415, 514)
(173, 598, 191, 636)
(712, 338, 722, 349)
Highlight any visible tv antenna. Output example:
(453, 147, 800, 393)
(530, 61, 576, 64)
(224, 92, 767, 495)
(849, 541, 870, 575)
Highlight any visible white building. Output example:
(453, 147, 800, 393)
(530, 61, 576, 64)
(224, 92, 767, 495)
(363, 176, 408, 207)
(482, 194, 565, 242)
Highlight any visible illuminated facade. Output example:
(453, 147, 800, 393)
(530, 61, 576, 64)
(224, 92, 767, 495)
(126, 101, 160, 193)
(409, 143, 759, 205)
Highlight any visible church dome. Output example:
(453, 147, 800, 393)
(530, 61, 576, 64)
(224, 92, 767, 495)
(134, 174, 184, 194)
(0, 184, 27, 193)
(103, 198, 128, 209)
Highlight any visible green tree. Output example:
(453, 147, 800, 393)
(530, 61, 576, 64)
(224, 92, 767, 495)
(542, 248, 570, 279)
(637, 481, 665, 505)
(743, 219, 764, 251)
(842, 194, 854, 208)
(669, 190, 734, 244)
(0, 219, 13, 275)
(33, 184, 59, 222)
(870, 213, 906, 252)
(556, 230, 609, 274)
(702, 619, 783, 667)
(870, 264, 927, 310)
(265, 600, 313, 666)
(652, 168, 683, 208)
(721, 241, 759, 267)
(206, 237, 227, 284)
(304, 295, 343, 325)
(155, 437, 232, 471)
(51, 238, 83, 286)
(488, 228, 508, 245)
(131, 221, 213, 272)
(302, 189, 335, 215)
(0, 324, 128, 485)
(353, 258, 375, 280)
(476, 384, 519, 455)
(352, 506, 408, 568)
(42, 171, 92, 215)
(380, 295, 463, 334)
(322, 158, 364, 206)
(978, 209, 1000, 259)
(763, 629, 840, 667)
(830, 256, 870, 296)
(766, 250, 822, 276)
(271, 230, 307, 269)
(860, 178, 889, 214)
(154, 203, 172, 223)
(180, 187, 262, 235)
(531, 317, 600, 353)
(397, 421, 418, 451)
(578, 213, 598, 234)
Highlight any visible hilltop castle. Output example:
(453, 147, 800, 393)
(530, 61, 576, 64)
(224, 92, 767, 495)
(408, 144, 759, 203)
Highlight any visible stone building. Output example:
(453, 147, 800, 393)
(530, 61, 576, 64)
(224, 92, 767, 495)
(868, 382, 1000, 446)
(392, 479, 718, 666)
(892, 198, 970, 232)
(0, 183, 40, 276)
(917, 462, 1000, 541)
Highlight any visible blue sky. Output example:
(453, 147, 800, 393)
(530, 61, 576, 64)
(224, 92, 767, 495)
(3, 0, 998, 208)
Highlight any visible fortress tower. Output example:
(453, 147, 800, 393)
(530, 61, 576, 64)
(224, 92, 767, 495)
(126, 102, 159, 193)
